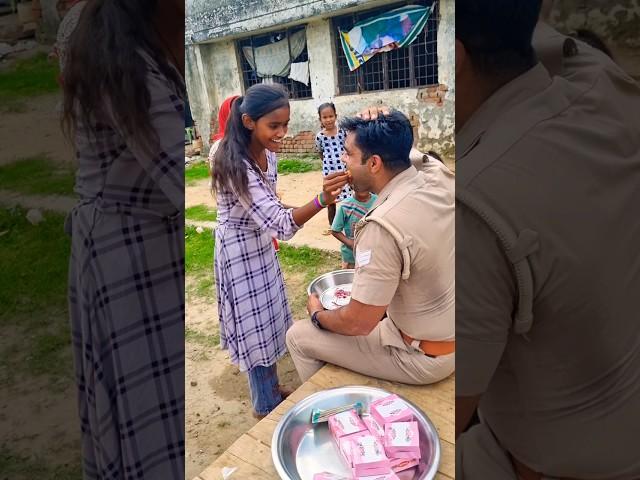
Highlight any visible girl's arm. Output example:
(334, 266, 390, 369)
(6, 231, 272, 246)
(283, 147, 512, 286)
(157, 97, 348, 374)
(237, 167, 347, 241)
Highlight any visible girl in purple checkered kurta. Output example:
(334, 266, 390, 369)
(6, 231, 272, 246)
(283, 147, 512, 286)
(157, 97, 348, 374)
(212, 84, 349, 417)
(62, 3, 185, 479)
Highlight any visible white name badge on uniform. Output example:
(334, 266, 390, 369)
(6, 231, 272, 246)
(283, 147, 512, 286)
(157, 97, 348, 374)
(356, 249, 372, 267)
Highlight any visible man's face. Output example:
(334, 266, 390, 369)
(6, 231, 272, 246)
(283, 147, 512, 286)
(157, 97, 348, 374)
(342, 132, 373, 193)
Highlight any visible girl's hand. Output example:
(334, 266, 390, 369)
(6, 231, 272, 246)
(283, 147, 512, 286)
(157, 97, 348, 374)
(322, 171, 348, 204)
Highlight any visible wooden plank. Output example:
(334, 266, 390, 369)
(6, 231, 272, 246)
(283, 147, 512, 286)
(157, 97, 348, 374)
(227, 434, 279, 476)
(439, 439, 456, 479)
(198, 448, 274, 480)
(436, 472, 455, 480)
(246, 417, 279, 447)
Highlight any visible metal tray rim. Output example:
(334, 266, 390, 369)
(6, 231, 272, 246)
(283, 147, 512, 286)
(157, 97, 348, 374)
(307, 269, 356, 296)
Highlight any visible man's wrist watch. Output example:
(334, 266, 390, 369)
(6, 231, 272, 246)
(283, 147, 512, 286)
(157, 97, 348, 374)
(310, 310, 324, 330)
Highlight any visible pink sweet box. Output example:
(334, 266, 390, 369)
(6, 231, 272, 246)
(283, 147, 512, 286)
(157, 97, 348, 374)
(369, 394, 414, 427)
(389, 456, 420, 473)
(350, 434, 392, 477)
(362, 415, 385, 442)
(337, 432, 368, 467)
(384, 421, 421, 459)
(328, 409, 368, 439)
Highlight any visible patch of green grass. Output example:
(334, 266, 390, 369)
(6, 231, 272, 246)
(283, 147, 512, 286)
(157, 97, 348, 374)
(278, 155, 322, 175)
(185, 225, 213, 274)
(0, 156, 76, 196)
(0, 207, 73, 388)
(0, 53, 60, 110)
(0, 447, 81, 480)
(185, 162, 210, 186)
(27, 331, 73, 377)
(185, 327, 219, 347)
(278, 243, 340, 283)
(194, 276, 214, 297)
(185, 204, 217, 222)
(0, 207, 70, 319)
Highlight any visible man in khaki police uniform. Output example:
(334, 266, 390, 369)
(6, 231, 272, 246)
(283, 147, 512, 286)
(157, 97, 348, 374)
(286, 110, 455, 385)
(456, 1, 640, 479)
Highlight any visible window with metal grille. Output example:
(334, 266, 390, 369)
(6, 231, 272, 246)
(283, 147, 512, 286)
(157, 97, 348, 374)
(332, 0, 439, 95)
(236, 25, 312, 100)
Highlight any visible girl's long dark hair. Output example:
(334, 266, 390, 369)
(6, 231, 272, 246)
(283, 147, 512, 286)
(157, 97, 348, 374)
(62, 0, 184, 153)
(213, 84, 289, 198)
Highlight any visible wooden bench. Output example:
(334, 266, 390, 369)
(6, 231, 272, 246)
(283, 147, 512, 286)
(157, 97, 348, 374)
(194, 364, 455, 480)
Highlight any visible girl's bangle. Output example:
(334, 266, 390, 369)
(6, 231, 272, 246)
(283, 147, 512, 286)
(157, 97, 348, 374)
(318, 193, 327, 208)
(313, 195, 323, 209)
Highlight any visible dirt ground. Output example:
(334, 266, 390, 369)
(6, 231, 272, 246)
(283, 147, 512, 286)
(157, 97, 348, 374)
(0, 375, 81, 471)
(0, 93, 74, 166)
(185, 292, 303, 479)
(184, 173, 341, 479)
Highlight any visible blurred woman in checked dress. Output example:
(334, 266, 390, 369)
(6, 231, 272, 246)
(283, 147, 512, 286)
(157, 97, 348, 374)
(62, 1, 185, 478)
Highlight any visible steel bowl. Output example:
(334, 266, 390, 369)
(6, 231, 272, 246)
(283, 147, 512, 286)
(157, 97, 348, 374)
(307, 270, 355, 310)
(271, 386, 440, 480)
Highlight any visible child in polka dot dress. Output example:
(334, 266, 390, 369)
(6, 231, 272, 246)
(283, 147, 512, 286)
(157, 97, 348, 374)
(315, 103, 353, 234)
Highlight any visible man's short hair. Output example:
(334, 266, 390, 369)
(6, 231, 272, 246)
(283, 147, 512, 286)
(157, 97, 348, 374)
(340, 110, 413, 173)
(457, 0, 542, 74)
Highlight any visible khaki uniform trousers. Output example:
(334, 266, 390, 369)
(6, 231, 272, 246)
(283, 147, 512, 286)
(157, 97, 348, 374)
(285, 319, 454, 385)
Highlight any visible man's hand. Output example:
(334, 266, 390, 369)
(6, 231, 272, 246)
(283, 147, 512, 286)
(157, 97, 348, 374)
(357, 106, 391, 121)
(307, 293, 324, 316)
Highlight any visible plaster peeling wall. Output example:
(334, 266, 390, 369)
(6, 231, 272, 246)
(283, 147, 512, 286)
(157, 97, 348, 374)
(547, 0, 640, 78)
(185, 45, 214, 143)
(186, 0, 399, 44)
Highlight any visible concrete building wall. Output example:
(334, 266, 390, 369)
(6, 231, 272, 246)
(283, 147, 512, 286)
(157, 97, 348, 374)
(187, 0, 404, 44)
(40, 0, 60, 40)
(185, 0, 455, 163)
(547, 0, 640, 78)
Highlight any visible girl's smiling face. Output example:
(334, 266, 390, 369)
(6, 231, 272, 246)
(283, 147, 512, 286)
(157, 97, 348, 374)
(319, 107, 337, 130)
(247, 105, 290, 152)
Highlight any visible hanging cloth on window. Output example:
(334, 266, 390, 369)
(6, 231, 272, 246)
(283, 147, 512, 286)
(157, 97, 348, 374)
(339, 4, 434, 71)
(288, 61, 310, 86)
(243, 29, 307, 78)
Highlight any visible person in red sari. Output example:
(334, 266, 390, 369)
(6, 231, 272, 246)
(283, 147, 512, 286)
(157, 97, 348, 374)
(208, 95, 240, 170)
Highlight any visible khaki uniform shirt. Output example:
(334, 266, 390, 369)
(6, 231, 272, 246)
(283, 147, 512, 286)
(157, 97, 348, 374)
(350, 162, 455, 350)
(456, 24, 640, 477)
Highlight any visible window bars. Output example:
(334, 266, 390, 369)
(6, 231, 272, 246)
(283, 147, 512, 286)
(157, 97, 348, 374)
(237, 26, 313, 100)
(333, 0, 439, 95)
